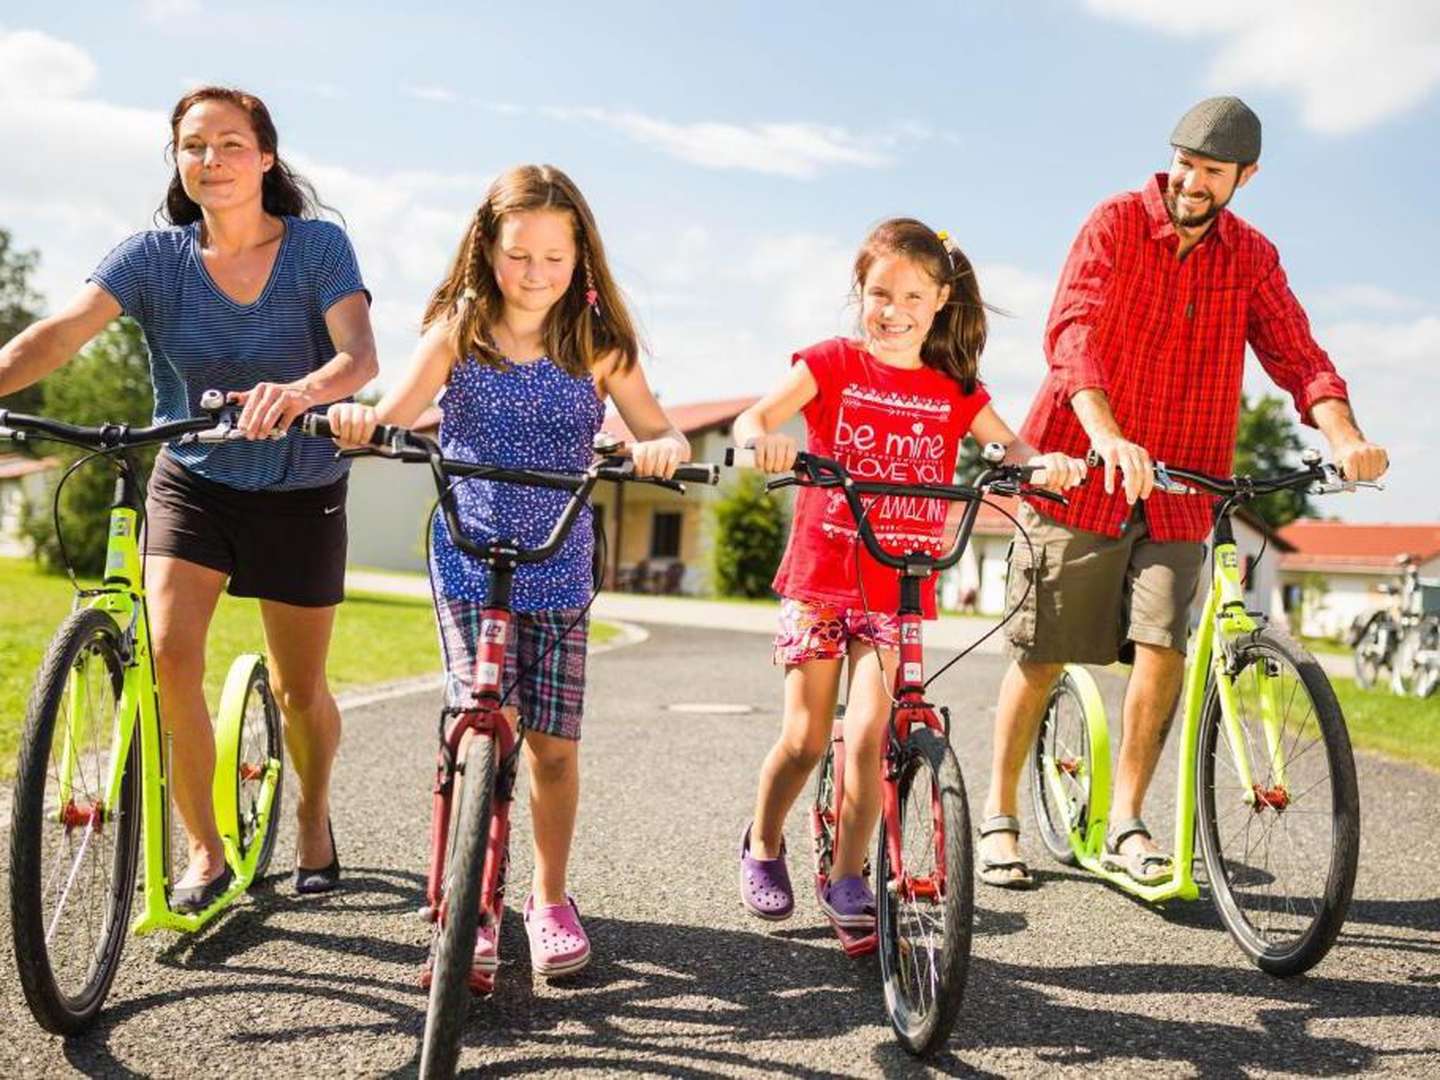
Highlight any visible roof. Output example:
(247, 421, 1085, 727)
(0, 454, 60, 481)
(1278, 520, 1440, 573)
(601, 397, 759, 443)
(969, 492, 1291, 549)
(411, 396, 762, 443)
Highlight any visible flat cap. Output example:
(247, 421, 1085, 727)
(1170, 96, 1261, 163)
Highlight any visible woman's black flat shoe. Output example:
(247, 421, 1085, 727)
(295, 818, 341, 895)
(172, 866, 235, 914)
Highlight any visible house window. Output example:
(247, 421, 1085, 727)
(650, 511, 682, 558)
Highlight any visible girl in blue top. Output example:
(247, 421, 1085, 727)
(0, 87, 378, 910)
(328, 164, 689, 980)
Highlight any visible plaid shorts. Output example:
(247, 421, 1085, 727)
(773, 597, 901, 666)
(435, 600, 590, 741)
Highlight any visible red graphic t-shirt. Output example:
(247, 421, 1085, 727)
(771, 338, 990, 618)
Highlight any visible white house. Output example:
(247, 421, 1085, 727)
(0, 454, 59, 557)
(1276, 520, 1440, 638)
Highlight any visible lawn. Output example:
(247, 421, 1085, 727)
(1334, 677, 1440, 772)
(1, 557, 619, 775)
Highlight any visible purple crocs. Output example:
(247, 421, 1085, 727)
(739, 823, 794, 921)
(819, 875, 876, 931)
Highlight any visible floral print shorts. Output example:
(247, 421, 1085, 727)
(772, 597, 900, 666)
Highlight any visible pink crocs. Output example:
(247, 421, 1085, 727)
(523, 894, 592, 977)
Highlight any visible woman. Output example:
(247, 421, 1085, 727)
(0, 86, 377, 909)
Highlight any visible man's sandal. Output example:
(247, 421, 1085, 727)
(977, 814, 1036, 890)
(1101, 817, 1173, 885)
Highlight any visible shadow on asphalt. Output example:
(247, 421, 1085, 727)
(41, 884, 1439, 1078)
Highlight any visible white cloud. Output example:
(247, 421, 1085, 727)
(1311, 283, 1426, 317)
(1084, 0, 1440, 133)
(403, 85, 458, 104)
(138, 0, 202, 20)
(0, 28, 97, 99)
(536, 106, 900, 178)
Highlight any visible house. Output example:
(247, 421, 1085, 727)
(0, 454, 59, 558)
(344, 397, 804, 593)
(1276, 520, 1440, 638)
(940, 494, 1293, 622)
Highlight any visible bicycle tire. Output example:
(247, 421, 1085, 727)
(810, 736, 838, 883)
(876, 726, 973, 1056)
(419, 734, 496, 1079)
(1029, 671, 1093, 866)
(1197, 628, 1359, 976)
(1352, 621, 1386, 690)
(234, 661, 284, 882)
(10, 607, 141, 1034)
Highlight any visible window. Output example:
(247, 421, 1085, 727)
(650, 511, 682, 558)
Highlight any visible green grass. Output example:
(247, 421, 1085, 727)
(1333, 677, 1440, 772)
(1302, 634, 1351, 658)
(0, 557, 619, 775)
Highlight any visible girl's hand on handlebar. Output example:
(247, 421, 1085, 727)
(325, 402, 378, 449)
(745, 433, 798, 474)
(631, 437, 685, 480)
(1027, 451, 1088, 494)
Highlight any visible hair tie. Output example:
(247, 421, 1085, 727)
(461, 286, 478, 303)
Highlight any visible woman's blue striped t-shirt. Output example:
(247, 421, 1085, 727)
(89, 217, 369, 491)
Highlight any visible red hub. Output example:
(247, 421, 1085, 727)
(1058, 757, 1082, 777)
(1252, 785, 1290, 811)
(239, 762, 265, 782)
(60, 800, 103, 831)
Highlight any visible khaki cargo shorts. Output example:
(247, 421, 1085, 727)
(1003, 502, 1206, 665)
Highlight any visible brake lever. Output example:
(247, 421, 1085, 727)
(1152, 462, 1194, 496)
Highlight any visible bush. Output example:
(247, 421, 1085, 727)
(708, 471, 787, 598)
(22, 319, 155, 575)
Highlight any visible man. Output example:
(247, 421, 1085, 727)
(978, 96, 1388, 888)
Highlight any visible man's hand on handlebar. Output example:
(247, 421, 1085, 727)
(1330, 437, 1388, 483)
(1090, 434, 1155, 504)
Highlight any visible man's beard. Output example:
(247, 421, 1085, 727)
(1164, 184, 1232, 229)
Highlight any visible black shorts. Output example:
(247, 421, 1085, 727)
(143, 451, 348, 608)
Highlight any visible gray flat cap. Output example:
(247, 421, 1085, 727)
(1170, 96, 1261, 163)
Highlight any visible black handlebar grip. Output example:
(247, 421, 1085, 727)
(674, 463, 721, 485)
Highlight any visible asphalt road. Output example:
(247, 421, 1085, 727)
(3, 624, 1437, 1077)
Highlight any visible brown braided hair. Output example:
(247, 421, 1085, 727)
(852, 217, 996, 394)
(424, 164, 639, 377)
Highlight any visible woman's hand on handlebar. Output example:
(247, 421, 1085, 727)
(744, 433, 799, 474)
(1026, 451, 1088, 494)
(231, 381, 317, 440)
(325, 402, 379, 449)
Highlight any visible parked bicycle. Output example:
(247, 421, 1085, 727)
(302, 414, 720, 1079)
(1032, 448, 1378, 976)
(730, 442, 1064, 1056)
(3, 392, 283, 1034)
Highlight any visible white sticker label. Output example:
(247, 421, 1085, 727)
(903, 663, 923, 683)
(480, 619, 507, 645)
(477, 662, 501, 689)
(901, 623, 921, 645)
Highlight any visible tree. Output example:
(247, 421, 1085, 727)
(708, 471, 787, 598)
(22, 319, 155, 575)
(0, 228, 46, 417)
(1234, 392, 1312, 527)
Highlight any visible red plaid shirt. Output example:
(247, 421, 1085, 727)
(1019, 173, 1349, 542)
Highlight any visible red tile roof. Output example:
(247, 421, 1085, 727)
(600, 396, 760, 442)
(1278, 520, 1440, 572)
(0, 454, 60, 481)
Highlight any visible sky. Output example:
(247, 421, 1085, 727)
(1, 0, 1437, 523)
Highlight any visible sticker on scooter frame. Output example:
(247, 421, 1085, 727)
(480, 619, 507, 644)
(903, 662, 923, 683)
(477, 662, 501, 688)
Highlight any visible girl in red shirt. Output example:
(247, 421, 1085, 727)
(733, 218, 1085, 937)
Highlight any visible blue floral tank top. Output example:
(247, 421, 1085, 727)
(431, 356, 605, 609)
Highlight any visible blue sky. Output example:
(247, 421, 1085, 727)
(2, 1, 1436, 522)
